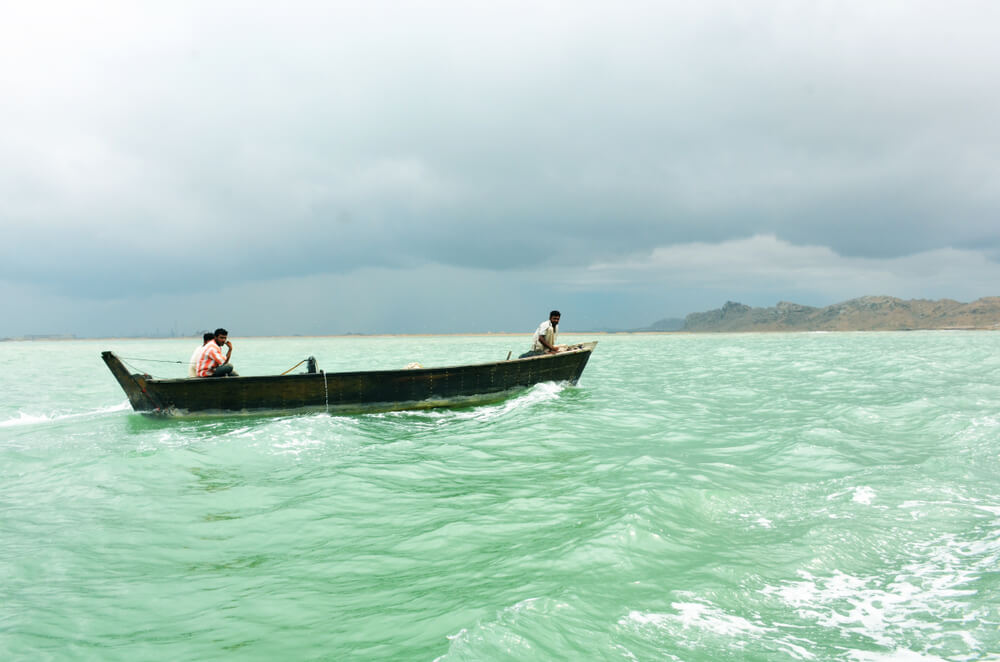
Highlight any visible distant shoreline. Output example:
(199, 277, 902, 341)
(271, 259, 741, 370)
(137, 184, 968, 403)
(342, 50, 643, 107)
(3, 331, 625, 342)
(8, 296, 1000, 341)
(3, 328, 998, 342)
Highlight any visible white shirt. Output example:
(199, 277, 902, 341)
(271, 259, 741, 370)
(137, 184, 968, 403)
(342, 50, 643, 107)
(188, 344, 207, 377)
(531, 320, 558, 352)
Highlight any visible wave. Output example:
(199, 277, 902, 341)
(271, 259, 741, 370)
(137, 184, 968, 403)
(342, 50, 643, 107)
(375, 381, 568, 423)
(0, 402, 130, 428)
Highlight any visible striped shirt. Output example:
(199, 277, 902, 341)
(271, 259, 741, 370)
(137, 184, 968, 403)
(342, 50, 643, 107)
(195, 342, 227, 377)
(188, 344, 207, 377)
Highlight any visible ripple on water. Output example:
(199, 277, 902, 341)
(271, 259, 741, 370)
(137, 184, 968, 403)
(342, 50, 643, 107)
(3, 333, 1000, 660)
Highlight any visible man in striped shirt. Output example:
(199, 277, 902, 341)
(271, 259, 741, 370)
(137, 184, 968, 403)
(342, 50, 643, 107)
(195, 328, 236, 377)
(188, 332, 215, 377)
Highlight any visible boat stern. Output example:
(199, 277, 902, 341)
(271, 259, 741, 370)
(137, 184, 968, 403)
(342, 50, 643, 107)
(101, 351, 163, 412)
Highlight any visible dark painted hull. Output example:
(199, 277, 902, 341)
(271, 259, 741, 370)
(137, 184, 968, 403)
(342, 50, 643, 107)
(101, 342, 596, 416)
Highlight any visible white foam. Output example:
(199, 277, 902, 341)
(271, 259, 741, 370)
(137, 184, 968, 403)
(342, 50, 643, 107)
(377, 381, 567, 423)
(848, 650, 948, 661)
(621, 601, 823, 659)
(0, 402, 130, 428)
(737, 511, 774, 528)
(853, 486, 876, 505)
(672, 602, 769, 637)
(760, 536, 994, 653)
(624, 601, 772, 639)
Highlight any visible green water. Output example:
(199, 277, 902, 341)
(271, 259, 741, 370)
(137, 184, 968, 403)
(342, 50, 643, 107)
(2, 332, 999, 661)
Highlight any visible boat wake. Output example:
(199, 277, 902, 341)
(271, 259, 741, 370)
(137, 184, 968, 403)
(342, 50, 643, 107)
(0, 402, 131, 428)
(378, 381, 569, 422)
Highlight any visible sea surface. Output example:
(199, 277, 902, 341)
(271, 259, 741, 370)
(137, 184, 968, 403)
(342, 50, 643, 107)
(2, 332, 999, 661)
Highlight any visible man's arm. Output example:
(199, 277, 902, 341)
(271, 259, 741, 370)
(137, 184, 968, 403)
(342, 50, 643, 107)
(224, 340, 233, 363)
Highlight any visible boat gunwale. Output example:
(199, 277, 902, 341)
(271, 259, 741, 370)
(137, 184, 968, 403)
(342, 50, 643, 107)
(141, 341, 597, 384)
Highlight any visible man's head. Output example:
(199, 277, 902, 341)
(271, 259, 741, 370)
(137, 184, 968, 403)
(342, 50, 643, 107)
(214, 328, 228, 345)
(202, 333, 214, 344)
(549, 310, 561, 326)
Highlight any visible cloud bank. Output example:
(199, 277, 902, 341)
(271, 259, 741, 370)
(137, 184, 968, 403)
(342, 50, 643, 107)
(2, 1, 999, 335)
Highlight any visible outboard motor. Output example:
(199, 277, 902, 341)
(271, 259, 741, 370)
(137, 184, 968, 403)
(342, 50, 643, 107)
(306, 356, 318, 374)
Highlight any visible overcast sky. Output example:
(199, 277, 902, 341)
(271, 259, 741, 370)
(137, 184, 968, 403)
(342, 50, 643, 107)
(3, 0, 999, 337)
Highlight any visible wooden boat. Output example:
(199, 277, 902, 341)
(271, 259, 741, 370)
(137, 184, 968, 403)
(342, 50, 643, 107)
(102, 342, 596, 416)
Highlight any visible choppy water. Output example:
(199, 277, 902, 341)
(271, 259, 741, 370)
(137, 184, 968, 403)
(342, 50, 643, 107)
(2, 332, 999, 661)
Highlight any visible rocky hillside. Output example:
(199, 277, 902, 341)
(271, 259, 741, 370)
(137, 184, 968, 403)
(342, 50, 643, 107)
(682, 296, 1000, 332)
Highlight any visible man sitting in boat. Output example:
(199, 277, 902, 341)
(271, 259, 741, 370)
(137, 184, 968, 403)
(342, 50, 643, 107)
(187, 332, 214, 377)
(520, 310, 565, 358)
(195, 328, 237, 377)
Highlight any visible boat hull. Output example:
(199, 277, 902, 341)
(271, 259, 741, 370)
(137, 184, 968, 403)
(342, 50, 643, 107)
(101, 343, 595, 416)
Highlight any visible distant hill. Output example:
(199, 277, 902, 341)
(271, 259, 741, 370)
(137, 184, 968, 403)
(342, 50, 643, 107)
(640, 317, 686, 332)
(681, 296, 1000, 332)
(583, 317, 685, 333)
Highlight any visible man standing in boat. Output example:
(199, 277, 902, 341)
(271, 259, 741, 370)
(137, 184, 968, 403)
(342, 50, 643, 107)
(521, 311, 565, 358)
(195, 328, 236, 377)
